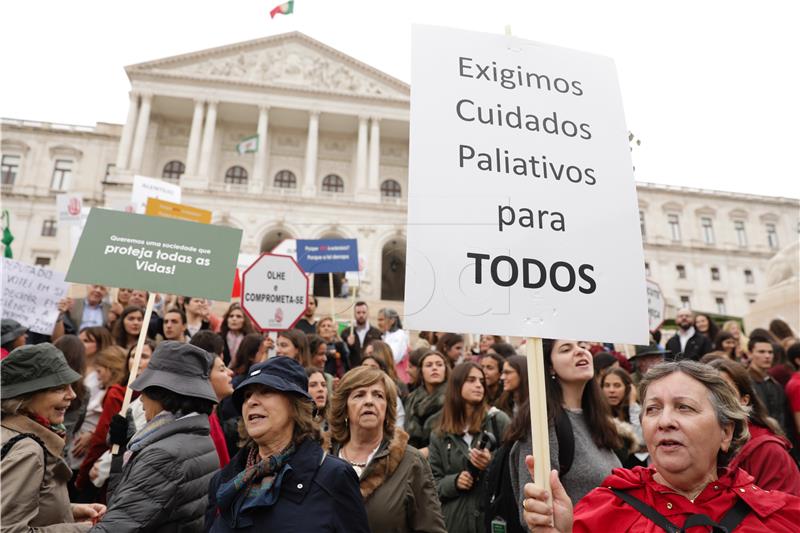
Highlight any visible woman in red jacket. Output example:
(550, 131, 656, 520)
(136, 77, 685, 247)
(708, 358, 800, 495)
(520, 360, 800, 533)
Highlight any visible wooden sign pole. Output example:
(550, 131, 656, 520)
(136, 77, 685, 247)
(328, 272, 336, 320)
(526, 337, 552, 498)
(111, 292, 156, 455)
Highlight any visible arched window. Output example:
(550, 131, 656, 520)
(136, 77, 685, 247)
(162, 160, 185, 182)
(274, 170, 297, 188)
(381, 179, 402, 198)
(321, 174, 344, 193)
(225, 165, 248, 185)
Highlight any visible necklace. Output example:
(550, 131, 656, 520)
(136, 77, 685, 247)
(341, 447, 367, 467)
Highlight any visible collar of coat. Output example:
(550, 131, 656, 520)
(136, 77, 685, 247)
(330, 428, 410, 501)
(1, 414, 65, 458)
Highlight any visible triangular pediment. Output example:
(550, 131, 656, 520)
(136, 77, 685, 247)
(126, 32, 409, 101)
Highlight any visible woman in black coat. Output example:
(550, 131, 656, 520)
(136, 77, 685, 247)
(205, 357, 369, 532)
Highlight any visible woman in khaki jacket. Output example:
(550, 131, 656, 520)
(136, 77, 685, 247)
(1, 343, 106, 531)
(330, 366, 446, 533)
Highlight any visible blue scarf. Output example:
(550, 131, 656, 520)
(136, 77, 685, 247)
(216, 443, 295, 527)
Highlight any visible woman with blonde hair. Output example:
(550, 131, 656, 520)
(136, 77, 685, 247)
(329, 366, 446, 533)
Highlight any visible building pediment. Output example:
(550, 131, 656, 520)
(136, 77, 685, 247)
(126, 32, 410, 102)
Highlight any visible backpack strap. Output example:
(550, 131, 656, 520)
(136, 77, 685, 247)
(554, 409, 575, 477)
(611, 488, 679, 533)
(1, 433, 46, 461)
(717, 498, 751, 532)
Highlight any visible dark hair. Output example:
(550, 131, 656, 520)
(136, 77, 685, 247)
(277, 329, 311, 367)
(190, 330, 224, 356)
(788, 342, 800, 369)
(79, 326, 115, 354)
(489, 342, 516, 359)
(354, 301, 368, 309)
(708, 358, 783, 436)
(437, 362, 487, 435)
(713, 331, 737, 359)
(748, 328, 776, 343)
(220, 302, 254, 337)
(361, 355, 388, 372)
(231, 333, 264, 375)
(694, 312, 719, 341)
(542, 338, 621, 450)
(769, 318, 796, 341)
(416, 351, 451, 388)
(593, 352, 618, 378)
(481, 352, 505, 373)
(306, 366, 329, 421)
(163, 307, 186, 325)
(418, 331, 439, 346)
(600, 367, 633, 423)
(366, 340, 399, 381)
(125, 339, 156, 383)
(307, 334, 326, 360)
(409, 347, 431, 367)
(497, 355, 528, 416)
(54, 335, 87, 404)
(113, 305, 146, 348)
(748, 335, 774, 353)
(436, 333, 464, 366)
(141, 385, 214, 415)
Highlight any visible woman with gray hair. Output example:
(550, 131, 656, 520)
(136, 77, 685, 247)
(520, 360, 800, 532)
(377, 308, 409, 365)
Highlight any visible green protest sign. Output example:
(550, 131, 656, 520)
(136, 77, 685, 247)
(66, 208, 242, 301)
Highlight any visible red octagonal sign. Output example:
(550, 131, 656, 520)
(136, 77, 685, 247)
(241, 253, 309, 331)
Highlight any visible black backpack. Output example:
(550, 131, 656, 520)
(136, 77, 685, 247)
(482, 440, 526, 533)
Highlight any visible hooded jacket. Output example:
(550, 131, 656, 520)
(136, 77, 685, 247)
(728, 423, 800, 495)
(1, 415, 88, 532)
(572, 466, 800, 532)
(332, 428, 447, 533)
(89, 413, 218, 533)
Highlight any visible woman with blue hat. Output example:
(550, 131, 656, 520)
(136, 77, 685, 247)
(205, 356, 369, 532)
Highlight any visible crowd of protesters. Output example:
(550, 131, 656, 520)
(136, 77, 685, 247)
(2, 287, 800, 532)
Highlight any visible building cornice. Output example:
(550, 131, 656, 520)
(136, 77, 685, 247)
(635, 181, 799, 206)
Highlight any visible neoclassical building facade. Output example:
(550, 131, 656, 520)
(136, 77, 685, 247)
(2, 32, 798, 324)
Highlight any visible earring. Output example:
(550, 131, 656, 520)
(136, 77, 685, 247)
(550, 374, 556, 380)
(345, 416, 349, 425)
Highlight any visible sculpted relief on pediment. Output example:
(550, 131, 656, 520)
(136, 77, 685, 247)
(164, 44, 406, 99)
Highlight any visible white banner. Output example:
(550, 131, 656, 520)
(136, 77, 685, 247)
(1, 258, 68, 335)
(130, 175, 181, 214)
(405, 25, 648, 344)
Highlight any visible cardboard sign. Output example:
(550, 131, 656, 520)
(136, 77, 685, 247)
(296, 239, 359, 273)
(1, 258, 68, 335)
(145, 198, 212, 224)
(130, 175, 181, 214)
(66, 208, 242, 301)
(647, 279, 666, 331)
(241, 254, 309, 331)
(405, 25, 648, 344)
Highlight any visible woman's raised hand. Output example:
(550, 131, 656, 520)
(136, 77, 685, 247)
(522, 455, 573, 533)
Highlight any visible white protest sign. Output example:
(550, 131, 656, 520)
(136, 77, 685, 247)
(241, 254, 309, 331)
(56, 193, 83, 223)
(1, 258, 68, 335)
(130, 175, 181, 214)
(647, 279, 665, 332)
(405, 25, 648, 344)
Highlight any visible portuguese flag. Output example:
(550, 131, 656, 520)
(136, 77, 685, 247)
(270, 1, 294, 18)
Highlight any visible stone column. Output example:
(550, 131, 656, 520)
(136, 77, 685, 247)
(198, 100, 218, 180)
(356, 115, 368, 193)
(251, 105, 269, 193)
(185, 100, 205, 176)
(303, 111, 319, 194)
(115, 91, 139, 170)
(368, 117, 381, 190)
(128, 92, 152, 173)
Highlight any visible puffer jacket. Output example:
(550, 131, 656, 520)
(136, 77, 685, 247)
(332, 428, 447, 533)
(428, 408, 510, 533)
(1, 414, 88, 532)
(89, 413, 218, 533)
(404, 383, 446, 449)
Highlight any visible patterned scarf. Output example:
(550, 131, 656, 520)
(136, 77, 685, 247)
(122, 410, 178, 466)
(216, 443, 296, 527)
(29, 414, 66, 440)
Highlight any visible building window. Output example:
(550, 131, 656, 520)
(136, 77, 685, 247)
(1, 154, 21, 185)
(744, 269, 754, 284)
(34, 257, 51, 267)
(766, 223, 779, 249)
(51, 159, 73, 190)
(676, 264, 686, 279)
(380, 179, 402, 198)
(274, 170, 297, 189)
(321, 174, 344, 193)
(41, 219, 57, 237)
(162, 161, 185, 182)
(639, 210, 646, 238)
(710, 267, 720, 281)
(749, 298, 756, 304)
(715, 297, 727, 314)
(701, 217, 715, 244)
(224, 165, 248, 185)
(104, 163, 116, 180)
(668, 214, 681, 241)
(680, 295, 691, 308)
(644, 262, 651, 277)
(734, 221, 747, 247)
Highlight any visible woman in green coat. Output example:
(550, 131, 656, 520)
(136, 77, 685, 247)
(428, 362, 510, 533)
(404, 350, 450, 456)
